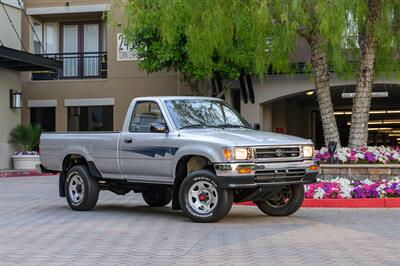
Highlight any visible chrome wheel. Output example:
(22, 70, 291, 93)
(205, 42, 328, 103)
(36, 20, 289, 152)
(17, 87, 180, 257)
(266, 187, 293, 208)
(68, 175, 85, 205)
(188, 180, 218, 214)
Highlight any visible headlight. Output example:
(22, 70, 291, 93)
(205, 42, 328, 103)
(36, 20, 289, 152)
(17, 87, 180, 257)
(235, 147, 251, 160)
(303, 145, 314, 158)
(223, 147, 253, 161)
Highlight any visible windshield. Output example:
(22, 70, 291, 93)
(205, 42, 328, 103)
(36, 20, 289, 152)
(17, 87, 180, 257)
(165, 99, 251, 129)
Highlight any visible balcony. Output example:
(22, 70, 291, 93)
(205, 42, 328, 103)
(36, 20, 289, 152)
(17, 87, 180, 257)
(32, 52, 107, 80)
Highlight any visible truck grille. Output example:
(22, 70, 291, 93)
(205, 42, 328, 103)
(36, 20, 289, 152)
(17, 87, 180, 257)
(254, 146, 300, 160)
(254, 168, 306, 183)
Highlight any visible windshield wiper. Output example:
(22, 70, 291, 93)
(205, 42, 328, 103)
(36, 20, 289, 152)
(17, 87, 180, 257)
(179, 124, 207, 129)
(210, 124, 251, 129)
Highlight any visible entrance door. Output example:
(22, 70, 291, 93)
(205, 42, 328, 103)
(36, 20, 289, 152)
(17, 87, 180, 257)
(119, 101, 174, 184)
(30, 107, 56, 132)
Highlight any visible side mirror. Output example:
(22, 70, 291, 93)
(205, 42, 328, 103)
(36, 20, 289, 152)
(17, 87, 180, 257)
(251, 123, 260, 131)
(150, 123, 168, 133)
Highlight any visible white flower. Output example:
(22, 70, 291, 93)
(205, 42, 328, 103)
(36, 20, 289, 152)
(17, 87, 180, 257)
(377, 184, 387, 198)
(313, 188, 325, 199)
(361, 179, 373, 185)
(340, 186, 352, 199)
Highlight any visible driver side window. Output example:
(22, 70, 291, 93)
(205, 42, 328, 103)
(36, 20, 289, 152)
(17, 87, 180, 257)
(130, 101, 166, 132)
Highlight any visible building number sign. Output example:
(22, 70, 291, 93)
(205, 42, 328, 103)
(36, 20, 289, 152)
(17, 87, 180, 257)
(117, 33, 138, 61)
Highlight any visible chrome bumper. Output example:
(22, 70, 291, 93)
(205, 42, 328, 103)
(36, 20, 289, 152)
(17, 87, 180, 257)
(214, 160, 319, 188)
(214, 160, 319, 177)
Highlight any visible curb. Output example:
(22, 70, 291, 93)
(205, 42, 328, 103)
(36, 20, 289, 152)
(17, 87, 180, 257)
(236, 198, 400, 208)
(0, 171, 57, 178)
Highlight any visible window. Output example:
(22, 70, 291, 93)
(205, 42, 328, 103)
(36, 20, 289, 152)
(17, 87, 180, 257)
(68, 106, 113, 131)
(129, 102, 166, 132)
(30, 107, 56, 132)
(44, 23, 59, 54)
(62, 22, 101, 78)
(33, 22, 43, 54)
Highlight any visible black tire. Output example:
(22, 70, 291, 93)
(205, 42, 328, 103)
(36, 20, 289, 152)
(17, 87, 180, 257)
(65, 165, 99, 211)
(179, 169, 233, 223)
(255, 184, 304, 216)
(142, 186, 172, 207)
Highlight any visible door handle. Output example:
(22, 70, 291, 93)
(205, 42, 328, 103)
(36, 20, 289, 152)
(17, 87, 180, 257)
(124, 137, 132, 144)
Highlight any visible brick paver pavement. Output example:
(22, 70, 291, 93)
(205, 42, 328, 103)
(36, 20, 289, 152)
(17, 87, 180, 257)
(0, 176, 399, 266)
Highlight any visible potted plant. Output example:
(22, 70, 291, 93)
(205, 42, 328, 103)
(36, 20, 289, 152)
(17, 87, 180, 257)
(9, 124, 42, 170)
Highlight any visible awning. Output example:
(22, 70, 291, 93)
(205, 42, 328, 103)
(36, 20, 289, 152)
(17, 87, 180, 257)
(0, 46, 62, 71)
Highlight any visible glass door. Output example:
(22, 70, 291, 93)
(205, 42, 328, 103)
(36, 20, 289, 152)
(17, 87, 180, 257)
(63, 24, 79, 77)
(83, 24, 99, 77)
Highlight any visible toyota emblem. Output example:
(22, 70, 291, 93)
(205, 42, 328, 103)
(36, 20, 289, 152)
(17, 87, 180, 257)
(275, 149, 283, 157)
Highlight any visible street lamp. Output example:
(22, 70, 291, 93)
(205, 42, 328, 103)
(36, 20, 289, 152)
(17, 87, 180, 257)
(9, 90, 22, 109)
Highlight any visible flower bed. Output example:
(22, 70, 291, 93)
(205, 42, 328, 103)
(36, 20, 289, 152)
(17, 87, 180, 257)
(315, 146, 400, 164)
(305, 177, 400, 199)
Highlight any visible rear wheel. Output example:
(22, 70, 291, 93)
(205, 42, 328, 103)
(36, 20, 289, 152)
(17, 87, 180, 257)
(179, 170, 233, 223)
(141, 187, 172, 207)
(255, 184, 304, 216)
(65, 165, 99, 211)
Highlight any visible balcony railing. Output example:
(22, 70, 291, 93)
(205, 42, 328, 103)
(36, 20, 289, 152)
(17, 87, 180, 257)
(32, 52, 107, 80)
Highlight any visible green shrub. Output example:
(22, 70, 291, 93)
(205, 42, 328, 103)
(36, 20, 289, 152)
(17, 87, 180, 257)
(9, 124, 42, 151)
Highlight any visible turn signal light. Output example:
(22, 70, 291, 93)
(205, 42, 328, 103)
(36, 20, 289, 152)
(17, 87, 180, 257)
(237, 167, 252, 174)
(223, 148, 233, 161)
(310, 165, 318, 171)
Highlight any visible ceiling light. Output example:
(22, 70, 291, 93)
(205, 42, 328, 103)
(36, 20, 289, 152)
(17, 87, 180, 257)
(369, 110, 386, 114)
(306, 91, 314, 96)
(368, 127, 392, 131)
(342, 92, 389, 98)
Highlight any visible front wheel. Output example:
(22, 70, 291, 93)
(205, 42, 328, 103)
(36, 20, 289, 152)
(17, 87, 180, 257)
(255, 184, 304, 216)
(179, 170, 233, 223)
(65, 165, 99, 211)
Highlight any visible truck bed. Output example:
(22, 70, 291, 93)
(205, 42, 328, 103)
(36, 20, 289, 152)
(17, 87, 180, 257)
(40, 132, 121, 177)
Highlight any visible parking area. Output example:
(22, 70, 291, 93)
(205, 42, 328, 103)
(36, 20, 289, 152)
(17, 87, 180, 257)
(0, 175, 399, 265)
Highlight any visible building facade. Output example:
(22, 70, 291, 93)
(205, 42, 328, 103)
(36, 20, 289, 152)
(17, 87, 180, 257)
(21, 0, 189, 133)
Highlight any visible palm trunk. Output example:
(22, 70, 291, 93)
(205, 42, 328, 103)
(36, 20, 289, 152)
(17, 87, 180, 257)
(348, 0, 381, 148)
(307, 31, 341, 147)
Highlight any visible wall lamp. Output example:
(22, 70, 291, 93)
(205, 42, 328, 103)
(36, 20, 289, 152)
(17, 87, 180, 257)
(10, 90, 22, 109)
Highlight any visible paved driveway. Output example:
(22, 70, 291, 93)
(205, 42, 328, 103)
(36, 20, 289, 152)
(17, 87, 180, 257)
(0, 176, 399, 266)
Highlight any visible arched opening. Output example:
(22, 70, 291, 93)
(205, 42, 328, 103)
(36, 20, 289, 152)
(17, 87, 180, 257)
(261, 83, 400, 148)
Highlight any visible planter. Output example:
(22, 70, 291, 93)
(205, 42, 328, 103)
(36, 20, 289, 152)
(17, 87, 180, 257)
(12, 155, 40, 170)
(320, 164, 400, 181)
(236, 198, 400, 208)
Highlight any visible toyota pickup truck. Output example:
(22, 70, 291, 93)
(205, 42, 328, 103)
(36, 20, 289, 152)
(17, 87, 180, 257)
(40, 96, 319, 222)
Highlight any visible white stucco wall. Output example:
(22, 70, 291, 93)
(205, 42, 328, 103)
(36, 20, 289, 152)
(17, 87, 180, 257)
(0, 0, 22, 50)
(0, 68, 21, 169)
(0, 1, 22, 169)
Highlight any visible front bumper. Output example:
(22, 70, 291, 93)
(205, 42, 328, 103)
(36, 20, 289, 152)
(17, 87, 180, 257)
(214, 160, 319, 189)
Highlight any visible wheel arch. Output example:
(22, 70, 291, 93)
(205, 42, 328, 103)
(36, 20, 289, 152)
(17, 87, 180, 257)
(171, 154, 214, 210)
(59, 153, 102, 197)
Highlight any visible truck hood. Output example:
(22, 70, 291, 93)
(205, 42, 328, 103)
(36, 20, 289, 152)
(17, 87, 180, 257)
(178, 128, 313, 147)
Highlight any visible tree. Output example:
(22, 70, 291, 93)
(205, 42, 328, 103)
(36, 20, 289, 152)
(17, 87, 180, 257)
(347, 0, 400, 148)
(270, 0, 348, 147)
(120, 0, 273, 98)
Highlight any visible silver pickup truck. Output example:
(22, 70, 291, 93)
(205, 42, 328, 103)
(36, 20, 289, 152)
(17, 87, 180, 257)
(40, 96, 319, 222)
